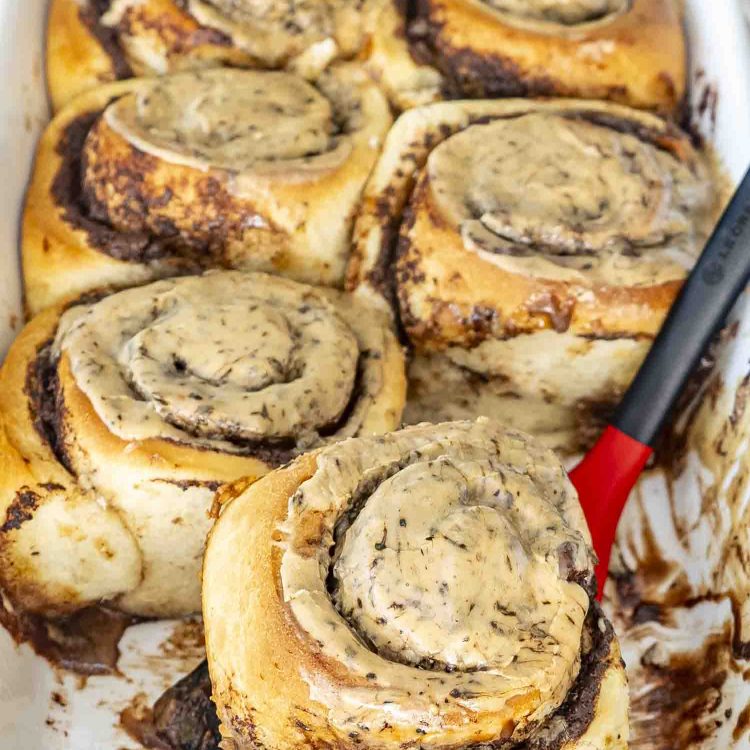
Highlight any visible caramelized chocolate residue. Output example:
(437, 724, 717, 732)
(525, 292, 575, 334)
(121, 660, 221, 750)
(0, 488, 42, 533)
(626, 615, 738, 750)
(0, 601, 136, 675)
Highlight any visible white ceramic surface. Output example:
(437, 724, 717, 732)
(0, 2, 749, 749)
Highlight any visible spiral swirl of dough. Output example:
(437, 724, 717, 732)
(54, 271, 388, 451)
(425, 112, 713, 286)
(482, 0, 627, 25)
(186, 0, 365, 65)
(278, 420, 595, 744)
(82, 67, 360, 203)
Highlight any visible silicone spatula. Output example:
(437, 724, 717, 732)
(570, 167, 750, 600)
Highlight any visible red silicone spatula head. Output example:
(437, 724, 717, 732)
(570, 167, 750, 600)
(568, 427, 652, 600)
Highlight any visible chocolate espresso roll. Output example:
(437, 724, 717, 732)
(23, 65, 391, 315)
(47, 0, 438, 111)
(48, 0, 684, 114)
(0, 271, 405, 618)
(404, 0, 686, 113)
(348, 98, 725, 453)
(203, 419, 629, 749)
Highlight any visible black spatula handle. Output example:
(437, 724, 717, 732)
(614, 167, 750, 447)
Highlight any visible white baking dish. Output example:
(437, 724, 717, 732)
(1, 2, 750, 748)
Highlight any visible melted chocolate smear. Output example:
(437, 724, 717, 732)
(628, 621, 735, 750)
(0, 601, 136, 675)
(680, 68, 719, 149)
(609, 317, 750, 748)
(121, 660, 221, 750)
(79, 1, 134, 81)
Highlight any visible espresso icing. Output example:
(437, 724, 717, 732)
(53, 271, 388, 451)
(279, 420, 594, 743)
(187, 0, 365, 64)
(426, 114, 714, 286)
(99, 0, 373, 74)
(482, 0, 627, 24)
(98, 68, 352, 177)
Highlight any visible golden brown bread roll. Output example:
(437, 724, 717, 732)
(405, 0, 686, 112)
(0, 271, 405, 618)
(23, 65, 391, 315)
(47, 0, 437, 112)
(348, 99, 725, 453)
(48, 0, 682, 114)
(204, 419, 629, 750)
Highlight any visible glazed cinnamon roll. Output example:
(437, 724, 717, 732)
(204, 419, 629, 750)
(47, 0, 436, 111)
(0, 271, 405, 618)
(348, 99, 724, 453)
(23, 65, 390, 315)
(48, 0, 684, 114)
(405, 0, 686, 112)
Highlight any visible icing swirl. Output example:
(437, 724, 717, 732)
(54, 271, 392, 453)
(280, 420, 595, 744)
(83, 68, 359, 205)
(423, 113, 714, 286)
(186, 0, 365, 64)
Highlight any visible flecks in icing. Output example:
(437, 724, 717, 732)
(187, 0, 367, 65)
(54, 271, 387, 451)
(279, 420, 594, 744)
(426, 114, 714, 286)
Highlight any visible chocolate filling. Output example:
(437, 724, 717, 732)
(81, 0, 235, 85)
(130, 0, 236, 48)
(130, 603, 613, 750)
(52, 111, 215, 268)
(402, 0, 676, 110)
(567, 111, 683, 156)
(78, 0, 134, 82)
(25, 341, 75, 474)
(512, 602, 615, 750)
